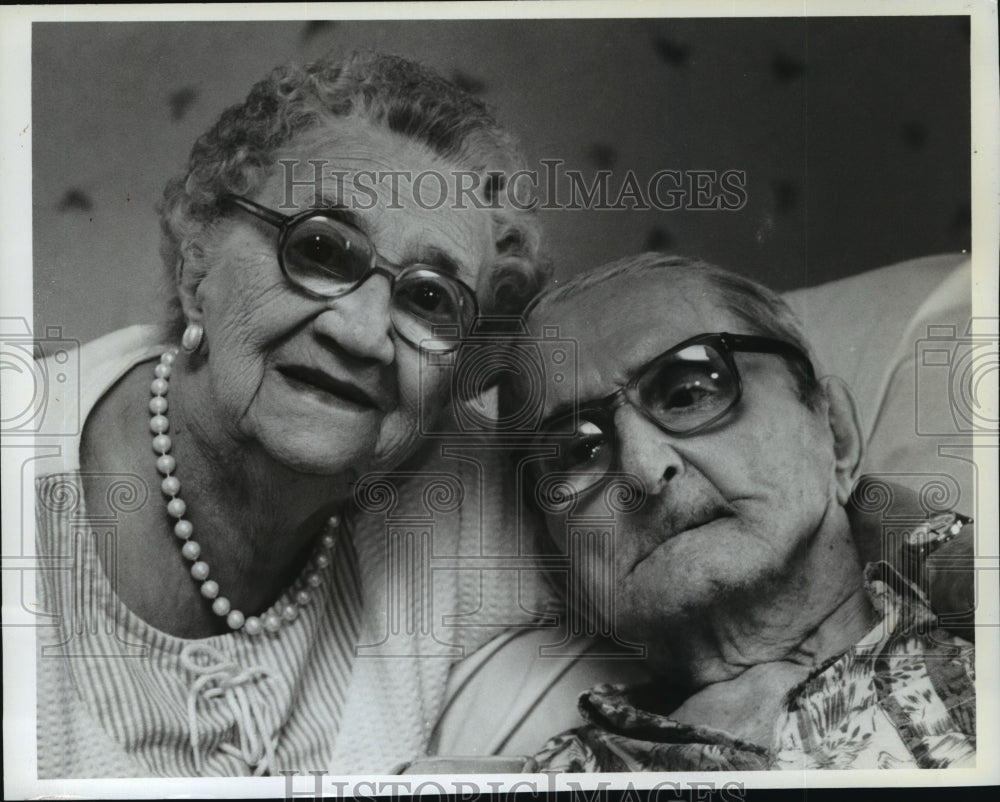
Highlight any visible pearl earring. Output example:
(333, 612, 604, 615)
(181, 323, 204, 354)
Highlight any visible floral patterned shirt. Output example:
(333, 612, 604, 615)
(532, 562, 976, 772)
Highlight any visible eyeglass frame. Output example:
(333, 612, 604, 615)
(224, 194, 481, 352)
(528, 331, 816, 498)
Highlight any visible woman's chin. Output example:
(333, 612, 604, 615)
(256, 430, 380, 478)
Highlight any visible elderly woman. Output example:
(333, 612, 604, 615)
(34, 51, 550, 778)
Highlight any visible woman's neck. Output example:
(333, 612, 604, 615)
(81, 356, 352, 638)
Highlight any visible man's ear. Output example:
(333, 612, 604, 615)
(820, 376, 866, 506)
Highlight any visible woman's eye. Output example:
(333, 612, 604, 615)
(396, 279, 459, 322)
(410, 283, 446, 311)
(286, 219, 366, 282)
(293, 234, 337, 267)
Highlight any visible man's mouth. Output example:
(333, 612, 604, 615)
(622, 503, 737, 581)
(278, 365, 380, 410)
(666, 505, 735, 539)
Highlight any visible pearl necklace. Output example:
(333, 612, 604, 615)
(149, 348, 338, 635)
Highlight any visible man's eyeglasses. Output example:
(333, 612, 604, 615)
(226, 194, 479, 353)
(527, 332, 815, 502)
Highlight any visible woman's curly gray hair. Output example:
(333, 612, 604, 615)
(158, 51, 549, 337)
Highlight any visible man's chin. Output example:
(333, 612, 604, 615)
(617, 553, 784, 624)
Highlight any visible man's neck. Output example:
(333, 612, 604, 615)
(646, 516, 875, 745)
(666, 583, 874, 745)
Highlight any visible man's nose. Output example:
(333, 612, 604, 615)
(615, 405, 684, 495)
(312, 274, 395, 365)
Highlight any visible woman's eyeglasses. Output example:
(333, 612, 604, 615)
(527, 332, 815, 503)
(226, 194, 479, 353)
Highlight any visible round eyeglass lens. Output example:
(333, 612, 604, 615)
(391, 268, 472, 352)
(282, 215, 373, 295)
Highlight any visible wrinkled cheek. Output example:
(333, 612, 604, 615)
(614, 567, 651, 618)
(392, 360, 454, 441)
(372, 415, 420, 466)
(570, 545, 637, 631)
(207, 345, 262, 422)
(418, 364, 454, 426)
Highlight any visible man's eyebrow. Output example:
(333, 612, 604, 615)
(539, 398, 603, 431)
(543, 400, 577, 425)
(538, 358, 654, 429)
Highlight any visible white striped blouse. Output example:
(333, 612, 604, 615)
(34, 330, 363, 778)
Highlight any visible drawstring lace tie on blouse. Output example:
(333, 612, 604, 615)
(181, 642, 287, 776)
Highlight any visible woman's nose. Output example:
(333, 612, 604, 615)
(312, 274, 395, 365)
(615, 405, 684, 495)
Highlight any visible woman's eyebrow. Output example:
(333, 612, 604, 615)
(311, 199, 468, 279)
(311, 197, 364, 229)
(408, 246, 463, 278)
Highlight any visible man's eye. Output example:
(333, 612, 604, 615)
(663, 381, 717, 409)
(559, 421, 608, 471)
(645, 367, 724, 414)
(567, 436, 605, 465)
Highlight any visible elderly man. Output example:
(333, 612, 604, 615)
(508, 253, 975, 771)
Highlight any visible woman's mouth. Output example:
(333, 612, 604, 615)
(278, 365, 380, 410)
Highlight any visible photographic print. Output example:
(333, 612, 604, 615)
(2, 2, 997, 799)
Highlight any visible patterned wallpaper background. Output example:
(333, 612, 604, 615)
(32, 17, 970, 345)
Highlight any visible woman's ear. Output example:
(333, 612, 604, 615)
(176, 252, 205, 326)
(820, 375, 866, 506)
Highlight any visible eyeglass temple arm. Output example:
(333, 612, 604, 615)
(225, 194, 288, 229)
(721, 332, 816, 379)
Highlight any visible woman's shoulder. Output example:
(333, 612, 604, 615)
(35, 325, 168, 475)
